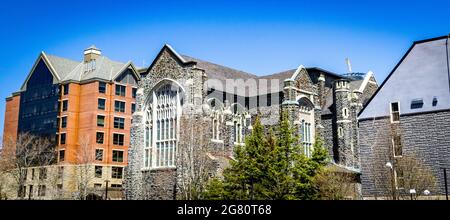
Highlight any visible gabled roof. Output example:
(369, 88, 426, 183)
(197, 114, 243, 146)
(19, 50, 140, 91)
(358, 35, 450, 119)
(20, 52, 63, 91)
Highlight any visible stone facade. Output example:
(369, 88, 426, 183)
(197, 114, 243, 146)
(124, 45, 378, 200)
(359, 110, 450, 198)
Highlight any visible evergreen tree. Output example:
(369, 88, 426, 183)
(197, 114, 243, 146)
(203, 114, 329, 200)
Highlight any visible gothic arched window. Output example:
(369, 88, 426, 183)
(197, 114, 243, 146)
(143, 82, 183, 169)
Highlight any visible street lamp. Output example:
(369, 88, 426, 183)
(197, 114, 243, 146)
(104, 180, 110, 200)
(385, 162, 393, 169)
(409, 189, 416, 200)
(385, 162, 396, 200)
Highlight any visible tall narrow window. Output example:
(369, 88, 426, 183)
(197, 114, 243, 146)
(395, 168, 405, 189)
(301, 120, 313, 158)
(61, 116, 67, 128)
(393, 135, 402, 157)
(63, 84, 69, 95)
(131, 103, 136, 114)
(95, 166, 103, 178)
(59, 150, 65, 162)
(342, 107, 349, 119)
(96, 132, 104, 144)
(97, 115, 105, 127)
(98, 99, 106, 110)
(95, 149, 104, 161)
(390, 102, 400, 122)
(38, 185, 46, 197)
(234, 119, 244, 144)
(62, 100, 68, 112)
(60, 133, 66, 145)
(132, 88, 137, 98)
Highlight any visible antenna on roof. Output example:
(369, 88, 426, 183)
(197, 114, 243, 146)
(345, 58, 352, 73)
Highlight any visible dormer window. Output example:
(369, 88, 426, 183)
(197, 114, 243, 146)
(390, 102, 400, 123)
(84, 60, 96, 72)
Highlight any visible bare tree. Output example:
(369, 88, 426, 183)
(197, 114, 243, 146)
(74, 135, 98, 200)
(362, 119, 436, 200)
(314, 168, 359, 200)
(0, 133, 55, 199)
(176, 115, 215, 200)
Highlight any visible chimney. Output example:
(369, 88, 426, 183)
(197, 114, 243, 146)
(84, 45, 101, 63)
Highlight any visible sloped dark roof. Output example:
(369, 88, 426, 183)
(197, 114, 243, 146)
(181, 55, 258, 81)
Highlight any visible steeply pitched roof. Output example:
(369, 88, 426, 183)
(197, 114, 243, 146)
(359, 35, 450, 119)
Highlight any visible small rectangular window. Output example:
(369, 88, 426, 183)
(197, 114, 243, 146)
(111, 184, 122, 188)
(98, 99, 106, 110)
(96, 132, 104, 144)
(267, 93, 272, 106)
(95, 149, 104, 161)
(390, 102, 400, 122)
(132, 88, 137, 98)
(39, 168, 47, 180)
(131, 103, 136, 114)
(114, 117, 125, 129)
(99, 82, 106, 93)
(115, 101, 126, 113)
(57, 167, 64, 179)
(111, 167, 123, 179)
(112, 150, 124, 162)
(95, 166, 103, 178)
(38, 185, 46, 197)
(59, 150, 65, 162)
(60, 133, 66, 145)
(432, 97, 438, 107)
(97, 115, 105, 127)
(411, 99, 424, 109)
(395, 168, 405, 189)
(115, 85, 126, 97)
(62, 100, 68, 112)
(61, 116, 67, 128)
(63, 84, 69, 95)
(113, 133, 124, 146)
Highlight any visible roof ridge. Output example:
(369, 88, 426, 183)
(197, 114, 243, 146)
(181, 54, 258, 77)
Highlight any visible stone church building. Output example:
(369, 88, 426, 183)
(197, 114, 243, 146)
(124, 44, 378, 199)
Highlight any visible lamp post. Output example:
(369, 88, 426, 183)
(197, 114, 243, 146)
(442, 168, 449, 200)
(423, 190, 430, 200)
(105, 180, 110, 200)
(386, 162, 396, 200)
(409, 189, 416, 200)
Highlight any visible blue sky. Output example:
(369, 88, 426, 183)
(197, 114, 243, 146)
(1, 0, 450, 139)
